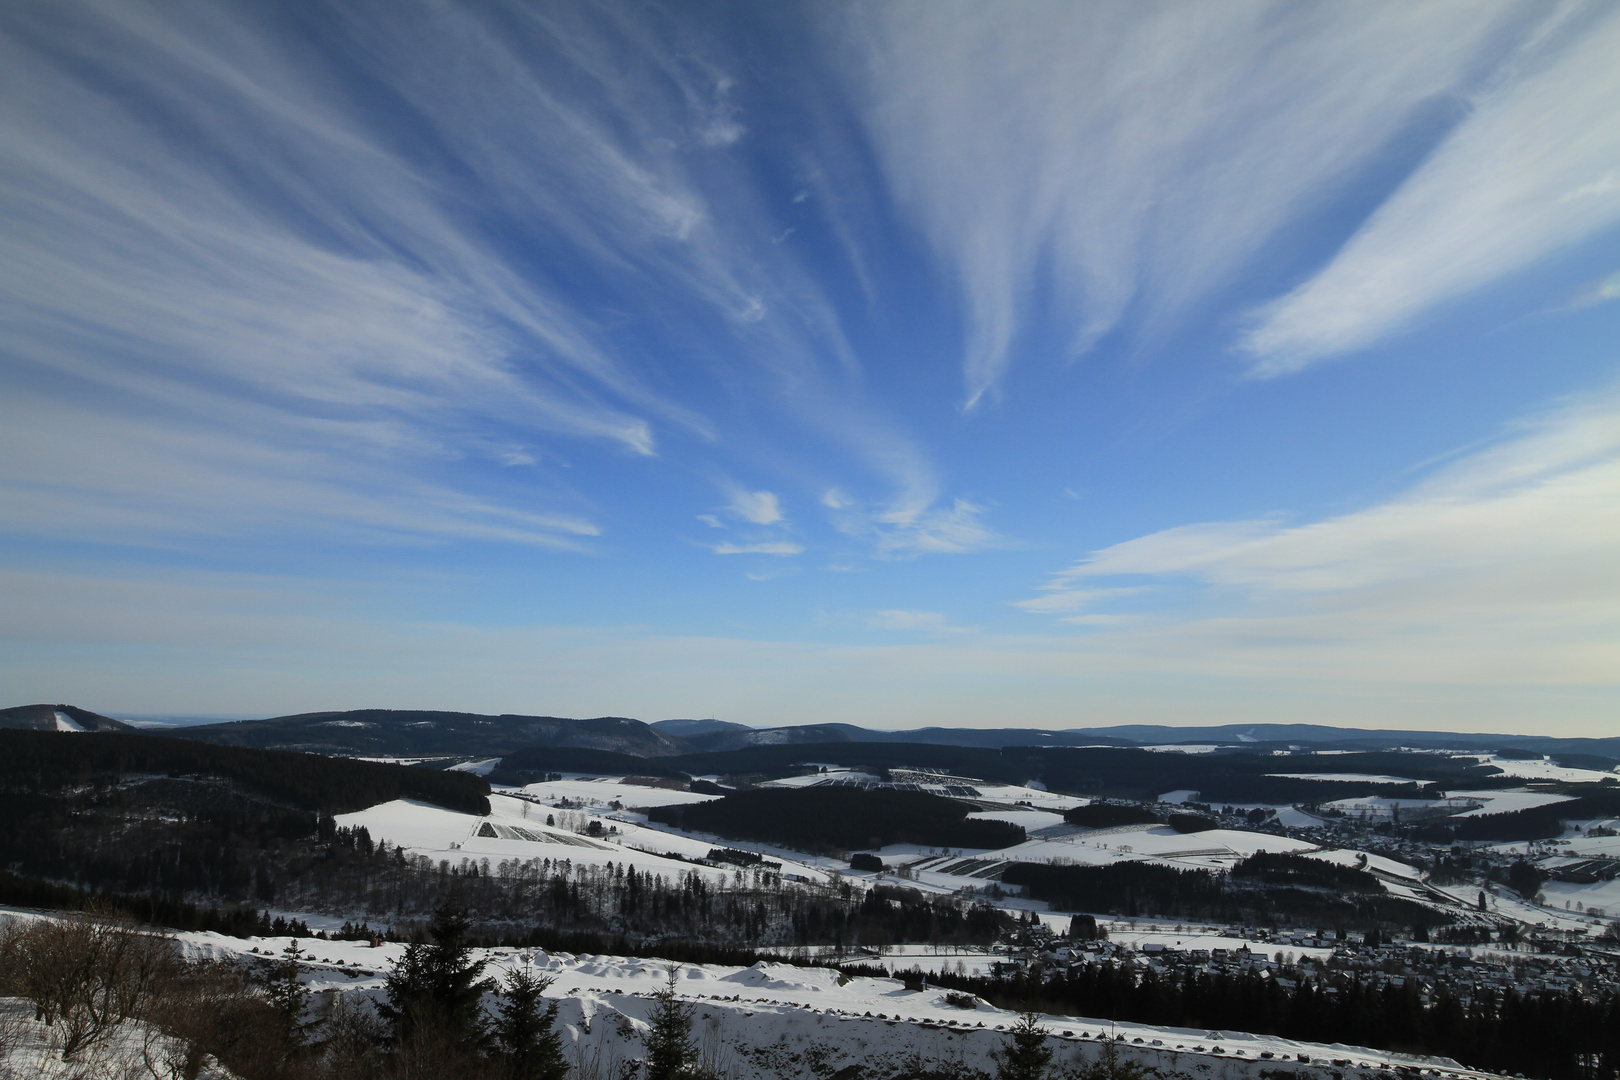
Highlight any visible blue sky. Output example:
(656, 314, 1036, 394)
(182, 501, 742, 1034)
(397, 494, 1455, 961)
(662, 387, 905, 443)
(3, 0, 1618, 734)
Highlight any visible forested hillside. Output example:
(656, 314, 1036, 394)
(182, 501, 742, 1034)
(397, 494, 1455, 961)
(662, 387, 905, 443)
(0, 730, 489, 814)
(488, 745, 688, 784)
(646, 787, 1025, 853)
(1000, 858, 1446, 929)
(0, 702, 135, 732)
(165, 708, 682, 757)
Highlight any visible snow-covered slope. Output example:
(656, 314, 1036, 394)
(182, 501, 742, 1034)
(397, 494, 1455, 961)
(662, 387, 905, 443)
(142, 926, 1503, 1080)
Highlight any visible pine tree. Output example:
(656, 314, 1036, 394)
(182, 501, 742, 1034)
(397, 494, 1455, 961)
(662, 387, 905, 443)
(379, 900, 493, 1048)
(258, 939, 311, 1043)
(495, 964, 566, 1080)
(994, 1011, 1053, 1080)
(643, 965, 698, 1080)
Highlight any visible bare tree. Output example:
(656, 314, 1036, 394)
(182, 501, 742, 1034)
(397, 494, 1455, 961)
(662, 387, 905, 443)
(11, 914, 177, 1060)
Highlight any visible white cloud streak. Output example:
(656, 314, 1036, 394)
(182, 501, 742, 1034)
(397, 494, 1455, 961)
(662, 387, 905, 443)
(711, 541, 803, 557)
(1244, 5, 1620, 371)
(837, 1, 1543, 402)
(823, 493, 1003, 557)
(863, 609, 962, 633)
(1021, 385, 1620, 685)
(0, 0, 961, 550)
(725, 489, 784, 525)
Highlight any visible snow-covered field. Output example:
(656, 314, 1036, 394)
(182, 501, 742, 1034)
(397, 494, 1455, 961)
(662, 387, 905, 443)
(1564, 826, 1620, 856)
(512, 776, 725, 810)
(1319, 796, 1451, 819)
(971, 783, 1087, 812)
(967, 808, 1067, 831)
(1158, 793, 1325, 829)
(1273, 773, 1417, 785)
(1537, 875, 1620, 917)
(1304, 848, 1423, 880)
(1476, 755, 1617, 784)
(336, 791, 839, 886)
(991, 824, 1314, 872)
(1319, 789, 1574, 821)
(336, 795, 737, 884)
(1450, 789, 1575, 817)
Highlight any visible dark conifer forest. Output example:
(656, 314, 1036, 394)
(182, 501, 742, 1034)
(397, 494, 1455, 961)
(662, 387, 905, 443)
(646, 787, 1025, 852)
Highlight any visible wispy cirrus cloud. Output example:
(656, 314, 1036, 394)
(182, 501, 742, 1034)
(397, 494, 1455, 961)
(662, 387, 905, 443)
(712, 541, 803, 557)
(822, 491, 1003, 557)
(0, 0, 970, 553)
(836, 0, 1532, 404)
(1566, 270, 1620, 311)
(1020, 385, 1620, 685)
(863, 609, 964, 633)
(1243, 5, 1620, 372)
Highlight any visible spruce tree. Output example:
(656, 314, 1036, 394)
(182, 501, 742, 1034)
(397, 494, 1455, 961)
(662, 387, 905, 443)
(643, 965, 698, 1080)
(258, 939, 311, 1043)
(495, 964, 567, 1080)
(994, 1011, 1053, 1080)
(379, 901, 493, 1049)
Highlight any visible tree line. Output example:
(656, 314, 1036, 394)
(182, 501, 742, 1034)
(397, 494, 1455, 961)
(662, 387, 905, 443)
(999, 859, 1448, 931)
(646, 787, 1025, 853)
(897, 956, 1620, 1080)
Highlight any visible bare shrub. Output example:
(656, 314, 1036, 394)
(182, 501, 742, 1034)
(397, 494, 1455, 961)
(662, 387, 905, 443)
(138, 958, 290, 1080)
(0, 998, 31, 1070)
(0, 921, 23, 996)
(10, 914, 178, 1060)
(570, 1035, 622, 1080)
(696, 1012, 741, 1080)
(316, 991, 386, 1080)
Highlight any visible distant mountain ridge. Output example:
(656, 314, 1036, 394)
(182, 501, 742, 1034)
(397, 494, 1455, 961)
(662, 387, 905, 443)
(156, 708, 683, 758)
(1073, 723, 1620, 755)
(10, 704, 1620, 760)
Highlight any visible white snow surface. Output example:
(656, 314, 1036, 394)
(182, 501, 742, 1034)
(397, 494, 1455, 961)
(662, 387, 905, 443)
(335, 794, 834, 885)
(995, 824, 1314, 872)
(970, 784, 1087, 811)
(516, 776, 724, 809)
(0, 918, 1497, 1080)
(1478, 755, 1617, 783)
(1300, 848, 1424, 880)
(53, 710, 88, 732)
(1450, 789, 1576, 817)
(0, 997, 232, 1079)
(967, 808, 1067, 831)
(1538, 875, 1620, 916)
(1271, 773, 1416, 785)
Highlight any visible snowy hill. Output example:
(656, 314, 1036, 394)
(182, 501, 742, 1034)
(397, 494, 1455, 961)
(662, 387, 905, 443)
(0, 703, 134, 732)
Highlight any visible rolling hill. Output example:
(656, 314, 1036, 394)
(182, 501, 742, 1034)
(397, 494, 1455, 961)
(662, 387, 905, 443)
(0, 703, 135, 732)
(159, 708, 684, 757)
